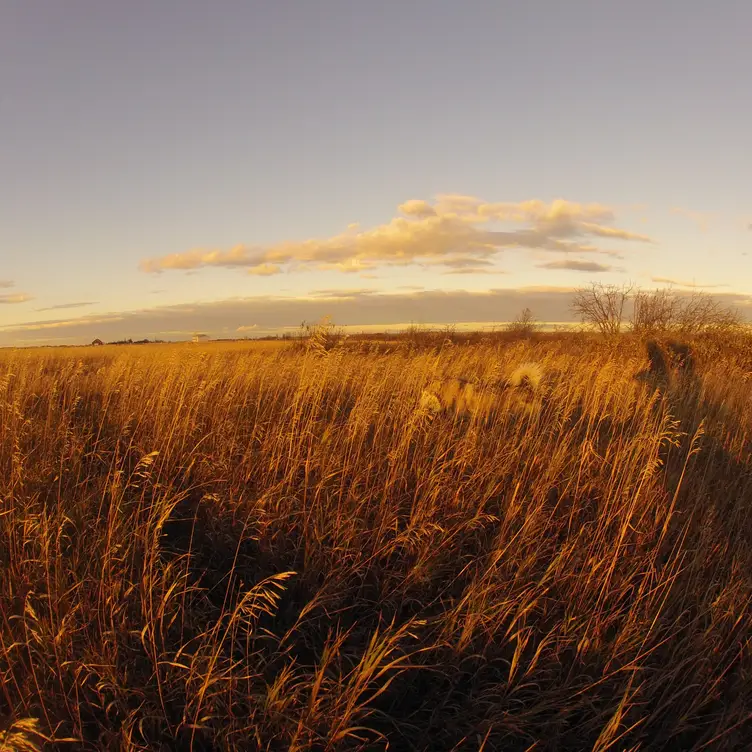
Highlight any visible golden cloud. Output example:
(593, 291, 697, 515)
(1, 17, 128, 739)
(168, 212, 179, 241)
(398, 199, 436, 217)
(0, 293, 33, 304)
(247, 263, 282, 276)
(140, 196, 652, 277)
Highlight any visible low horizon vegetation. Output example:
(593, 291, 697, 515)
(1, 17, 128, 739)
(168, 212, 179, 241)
(1, 326, 751, 750)
(3, 283, 747, 353)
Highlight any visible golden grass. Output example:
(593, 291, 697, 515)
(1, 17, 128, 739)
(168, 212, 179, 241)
(0, 336, 751, 750)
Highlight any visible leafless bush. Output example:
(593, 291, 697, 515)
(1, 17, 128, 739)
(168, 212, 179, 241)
(505, 307, 538, 338)
(630, 288, 742, 337)
(631, 288, 678, 335)
(571, 282, 633, 337)
(673, 291, 742, 335)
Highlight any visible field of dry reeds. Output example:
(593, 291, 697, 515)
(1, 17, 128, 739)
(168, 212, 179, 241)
(1, 334, 751, 750)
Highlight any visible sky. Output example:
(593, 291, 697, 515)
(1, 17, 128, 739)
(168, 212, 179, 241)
(1, 0, 751, 345)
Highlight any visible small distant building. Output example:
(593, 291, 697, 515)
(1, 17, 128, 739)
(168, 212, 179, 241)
(91, 338, 104, 346)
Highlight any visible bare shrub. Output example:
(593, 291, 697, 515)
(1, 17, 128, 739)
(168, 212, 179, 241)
(402, 322, 434, 348)
(673, 291, 742, 335)
(630, 288, 742, 337)
(571, 282, 633, 337)
(631, 288, 678, 335)
(505, 307, 538, 338)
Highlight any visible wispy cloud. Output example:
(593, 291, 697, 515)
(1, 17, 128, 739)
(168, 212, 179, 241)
(36, 301, 99, 312)
(308, 288, 377, 298)
(442, 267, 508, 275)
(0, 280, 33, 304)
(140, 196, 652, 277)
(0, 293, 33, 304)
(537, 259, 616, 272)
(651, 276, 729, 289)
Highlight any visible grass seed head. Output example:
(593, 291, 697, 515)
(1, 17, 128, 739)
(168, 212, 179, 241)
(508, 361, 544, 392)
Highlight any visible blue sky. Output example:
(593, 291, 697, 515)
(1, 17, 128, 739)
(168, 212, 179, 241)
(1, 1, 750, 344)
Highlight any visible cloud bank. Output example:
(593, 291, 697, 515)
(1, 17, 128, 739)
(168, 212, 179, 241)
(3, 285, 749, 347)
(1, 287, 583, 345)
(140, 196, 652, 277)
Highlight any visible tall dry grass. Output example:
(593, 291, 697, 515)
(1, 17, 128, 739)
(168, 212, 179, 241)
(0, 337, 751, 750)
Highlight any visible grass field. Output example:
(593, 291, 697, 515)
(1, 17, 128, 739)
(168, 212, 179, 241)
(1, 335, 751, 750)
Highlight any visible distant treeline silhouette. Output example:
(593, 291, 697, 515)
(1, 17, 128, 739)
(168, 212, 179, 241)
(92, 338, 165, 346)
